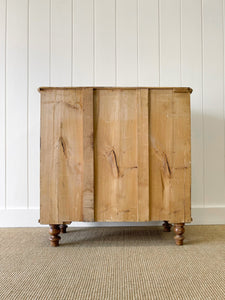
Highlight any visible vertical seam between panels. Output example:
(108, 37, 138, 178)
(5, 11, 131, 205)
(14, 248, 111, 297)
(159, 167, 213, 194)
(27, 0, 29, 208)
(93, 0, 95, 86)
(115, 0, 117, 86)
(5, 0, 7, 209)
(71, 0, 73, 86)
(201, 0, 205, 207)
(158, 0, 161, 86)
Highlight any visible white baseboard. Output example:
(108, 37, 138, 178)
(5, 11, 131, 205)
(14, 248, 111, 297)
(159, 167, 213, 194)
(191, 207, 225, 225)
(0, 207, 224, 227)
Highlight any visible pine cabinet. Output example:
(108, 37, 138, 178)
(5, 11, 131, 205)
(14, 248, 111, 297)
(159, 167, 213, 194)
(39, 87, 192, 246)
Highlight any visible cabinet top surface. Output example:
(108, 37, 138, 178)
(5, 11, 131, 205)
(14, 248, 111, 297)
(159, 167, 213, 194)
(38, 87, 192, 93)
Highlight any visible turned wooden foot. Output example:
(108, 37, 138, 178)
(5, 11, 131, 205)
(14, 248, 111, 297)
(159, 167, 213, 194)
(163, 221, 172, 232)
(60, 224, 68, 234)
(49, 225, 61, 247)
(174, 223, 185, 245)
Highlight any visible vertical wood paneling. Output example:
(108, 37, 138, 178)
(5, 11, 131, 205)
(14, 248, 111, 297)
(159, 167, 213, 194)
(159, 0, 181, 86)
(181, 0, 204, 206)
(1, 0, 225, 223)
(116, 0, 138, 86)
(83, 88, 94, 221)
(73, 0, 94, 86)
(51, 0, 72, 86)
(95, 0, 115, 86)
(203, 0, 224, 206)
(138, 0, 159, 86)
(149, 89, 191, 223)
(28, 0, 50, 208)
(94, 89, 139, 221)
(40, 89, 84, 224)
(137, 89, 149, 221)
(6, 0, 28, 208)
(0, 0, 6, 208)
(223, 0, 225, 208)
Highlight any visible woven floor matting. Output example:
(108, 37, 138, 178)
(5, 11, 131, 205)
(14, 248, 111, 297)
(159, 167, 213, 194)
(0, 225, 224, 300)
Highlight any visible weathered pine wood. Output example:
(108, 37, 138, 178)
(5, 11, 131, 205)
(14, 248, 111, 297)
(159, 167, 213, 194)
(82, 88, 94, 221)
(40, 89, 84, 224)
(149, 89, 191, 223)
(137, 89, 149, 221)
(40, 87, 191, 230)
(94, 89, 138, 221)
(173, 91, 191, 223)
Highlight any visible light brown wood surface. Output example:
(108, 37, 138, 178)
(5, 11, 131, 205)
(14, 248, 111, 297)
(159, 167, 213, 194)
(149, 89, 191, 223)
(94, 89, 150, 221)
(40, 88, 94, 224)
(82, 88, 94, 221)
(40, 87, 191, 224)
(137, 89, 149, 221)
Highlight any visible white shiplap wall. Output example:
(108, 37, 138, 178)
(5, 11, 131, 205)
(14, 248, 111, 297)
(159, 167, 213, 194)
(0, 0, 224, 226)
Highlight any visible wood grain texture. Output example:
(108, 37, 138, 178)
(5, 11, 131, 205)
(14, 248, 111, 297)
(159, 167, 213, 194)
(149, 89, 191, 223)
(94, 89, 139, 221)
(93, 88, 150, 222)
(82, 88, 94, 221)
(137, 89, 149, 221)
(40, 87, 191, 224)
(40, 89, 84, 224)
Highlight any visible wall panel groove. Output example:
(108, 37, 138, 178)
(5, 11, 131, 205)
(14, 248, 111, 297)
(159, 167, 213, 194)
(28, 0, 50, 209)
(201, 0, 205, 207)
(181, 0, 204, 207)
(202, 0, 224, 206)
(159, 0, 181, 86)
(6, 0, 28, 208)
(73, 0, 94, 86)
(27, 0, 29, 208)
(0, 0, 6, 209)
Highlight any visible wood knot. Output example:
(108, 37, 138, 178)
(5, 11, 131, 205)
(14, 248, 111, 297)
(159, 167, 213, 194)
(107, 149, 120, 178)
(59, 136, 67, 158)
(162, 152, 172, 178)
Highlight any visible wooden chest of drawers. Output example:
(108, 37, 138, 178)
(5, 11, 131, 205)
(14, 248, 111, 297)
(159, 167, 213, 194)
(39, 87, 192, 246)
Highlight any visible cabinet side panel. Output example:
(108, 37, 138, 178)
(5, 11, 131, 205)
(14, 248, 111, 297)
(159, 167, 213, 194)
(149, 89, 173, 221)
(40, 90, 59, 224)
(40, 89, 83, 224)
(149, 89, 191, 223)
(94, 89, 138, 221)
(137, 89, 149, 221)
(83, 88, 94, 221)
(173, 91, 191, 222)
(57, 89, 83, 222)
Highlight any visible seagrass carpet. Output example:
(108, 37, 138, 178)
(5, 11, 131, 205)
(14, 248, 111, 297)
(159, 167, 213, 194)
(0, 225, 224, 300)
